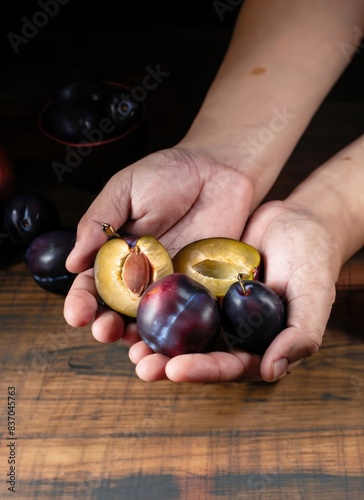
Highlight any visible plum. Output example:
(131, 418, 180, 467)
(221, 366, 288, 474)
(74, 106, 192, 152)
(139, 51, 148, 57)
(106, 90, 144, 133)
(222, 278, 286, 355)
(24, 229, 76, 294)
(172, 237, 261, 298)
(0, 202, 22, 266)
(43, 103, 103, 144)
(53, 79, 110, 109)
(136, 273, 221, 357)
(4, 193, 59, 247)
(94, 224, 173, 318)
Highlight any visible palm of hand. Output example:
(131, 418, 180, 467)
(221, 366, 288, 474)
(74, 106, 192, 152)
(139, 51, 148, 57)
(129, 200, 339, 383)
(64, 146, 256, 366)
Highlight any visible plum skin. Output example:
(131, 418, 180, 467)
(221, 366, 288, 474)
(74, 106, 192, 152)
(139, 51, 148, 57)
(136, 273, 222, 357)
(4, 193, 59, 247)
(222, 280, 286, 355)
(24, 229, 76, 295)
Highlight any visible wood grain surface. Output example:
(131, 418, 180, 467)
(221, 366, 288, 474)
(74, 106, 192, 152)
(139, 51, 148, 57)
(0, 257, 364, 500)
(1, 16, 364, 500)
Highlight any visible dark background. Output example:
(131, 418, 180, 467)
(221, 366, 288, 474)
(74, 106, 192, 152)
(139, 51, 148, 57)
(1, 0, 363, 95)
(0, 0, 363, 202)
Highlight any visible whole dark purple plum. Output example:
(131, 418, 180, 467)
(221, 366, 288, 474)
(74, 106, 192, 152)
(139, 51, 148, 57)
(0, 202, 22, 266)
(43, 103, 102, 143)
(136, 273, 221, 357)
(54, 79, 110, 108)
(24, 229, 76, 295)
(4, 193, 59, 247)
(52, 68, 96, 96)
(105, 90, 144, 133)
(222, 278, 286, 355)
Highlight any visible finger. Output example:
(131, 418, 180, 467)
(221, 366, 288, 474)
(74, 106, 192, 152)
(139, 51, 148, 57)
(135, 353, 170, 381)
(66, 169, 132, 274)
(165, 351, 262, 383)
(259, 284, 335, 382)
(92, 309, 125, 343)
(122, 323, 142, 348)
(129, 341, 155, 364)
(63, 269, 98, 327)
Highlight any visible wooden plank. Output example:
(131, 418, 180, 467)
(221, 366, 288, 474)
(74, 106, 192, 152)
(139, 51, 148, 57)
(0, 262, 363, 499)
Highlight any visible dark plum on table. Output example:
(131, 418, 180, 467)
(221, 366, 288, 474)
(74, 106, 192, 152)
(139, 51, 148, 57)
(24, 229, 76, 295)
(3, 193, 59, 247)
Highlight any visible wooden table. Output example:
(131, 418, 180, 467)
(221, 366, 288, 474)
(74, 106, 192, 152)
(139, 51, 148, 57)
(1, 19, 364, 500)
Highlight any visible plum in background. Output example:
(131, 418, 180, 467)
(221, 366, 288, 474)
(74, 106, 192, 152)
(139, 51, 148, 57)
(52, 68, 95, 94)
(0, 202, 22, 267)
(42, 103, 104, 144)
(106, 90, 144, 133)
(137, 273, 222, 357)
(3, 193, 59, 247)
(24, 229, 76, 295)
(53, 79, 111, 110)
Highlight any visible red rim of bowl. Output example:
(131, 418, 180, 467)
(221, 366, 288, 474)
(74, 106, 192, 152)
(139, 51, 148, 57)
(38, 81, 146, 148)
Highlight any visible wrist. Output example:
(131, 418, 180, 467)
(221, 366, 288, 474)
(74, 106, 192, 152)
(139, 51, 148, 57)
(178, 103, 297, 209)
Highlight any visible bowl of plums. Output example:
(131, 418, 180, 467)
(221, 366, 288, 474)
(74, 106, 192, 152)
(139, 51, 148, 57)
(38, 69, 147, 191)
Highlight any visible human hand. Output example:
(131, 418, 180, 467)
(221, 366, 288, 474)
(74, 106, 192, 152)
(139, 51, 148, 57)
(64, 145, 256, 342)
(127, 199, 341, 383)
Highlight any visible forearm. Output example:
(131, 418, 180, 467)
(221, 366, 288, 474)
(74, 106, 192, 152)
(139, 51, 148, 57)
(180, 0, 364, 207)
(287, 134, 364, 267)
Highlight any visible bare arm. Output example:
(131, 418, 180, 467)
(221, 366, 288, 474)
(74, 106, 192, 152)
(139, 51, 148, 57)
(288, 134, 364, 266)
(181, 0, 364, 207)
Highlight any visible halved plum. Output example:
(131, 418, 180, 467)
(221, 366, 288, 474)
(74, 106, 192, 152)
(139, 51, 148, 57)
(172, 237, 261, 298)
(94, 224, 173, 318)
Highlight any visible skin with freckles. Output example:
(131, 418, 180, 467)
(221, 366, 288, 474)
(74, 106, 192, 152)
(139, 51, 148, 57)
(64, 0, 364, 383)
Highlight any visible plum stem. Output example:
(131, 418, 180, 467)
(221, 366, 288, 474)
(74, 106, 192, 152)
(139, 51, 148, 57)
(102, 223, 121, 239)
(237, 273, 249, 295)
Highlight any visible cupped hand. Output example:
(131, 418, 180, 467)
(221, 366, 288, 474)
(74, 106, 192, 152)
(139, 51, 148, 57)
(126, 200, 341, 383)
(63, 146, 256, 345)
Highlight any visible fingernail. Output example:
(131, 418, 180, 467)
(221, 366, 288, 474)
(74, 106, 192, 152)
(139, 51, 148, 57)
(273, 358, 288, 381)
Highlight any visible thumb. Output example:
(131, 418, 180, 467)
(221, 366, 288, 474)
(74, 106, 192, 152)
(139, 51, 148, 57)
(66, 169, 132, 274)
(259, 280, 336, 382)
